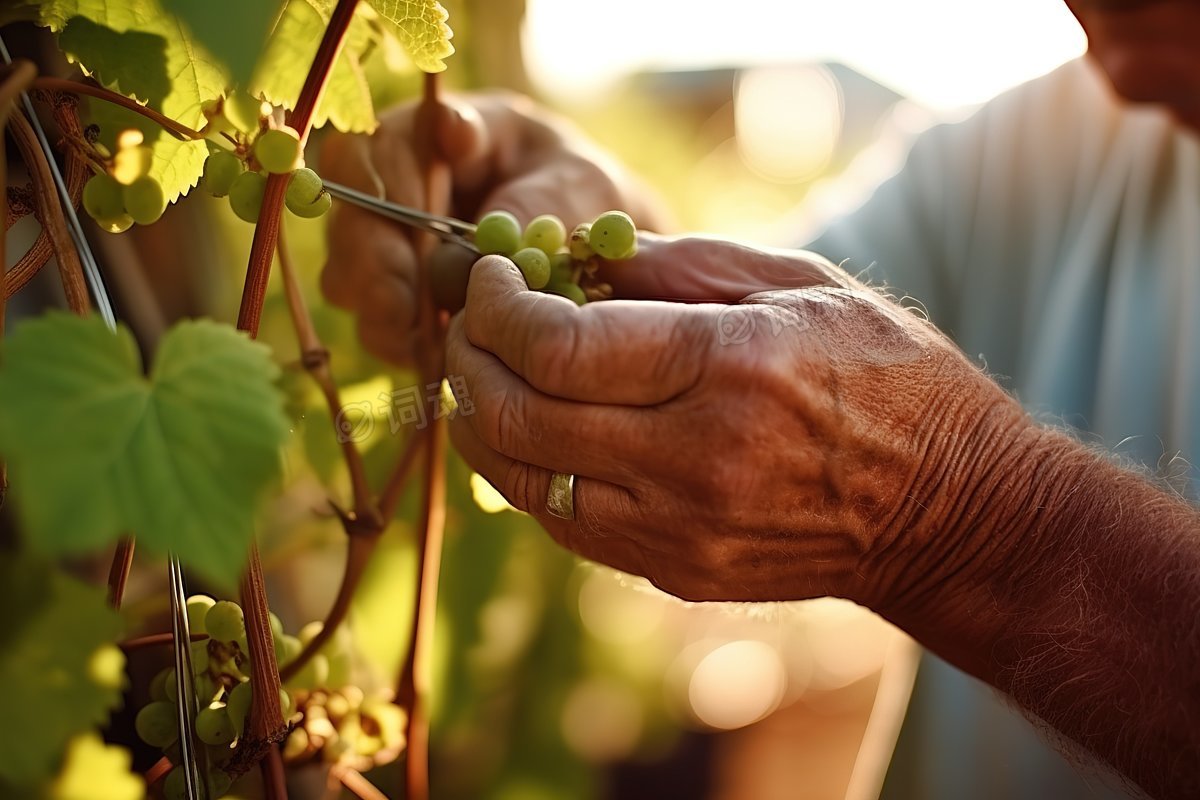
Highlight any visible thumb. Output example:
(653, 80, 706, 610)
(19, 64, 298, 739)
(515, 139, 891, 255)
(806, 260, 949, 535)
(598, 233, 846, 302)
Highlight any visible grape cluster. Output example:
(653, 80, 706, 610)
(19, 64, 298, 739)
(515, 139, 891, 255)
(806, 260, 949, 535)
(199, 123, 330, 223)
(133, 595, 391, 797)
(431, 209, 638, 312)
(81, 130, 167, 233)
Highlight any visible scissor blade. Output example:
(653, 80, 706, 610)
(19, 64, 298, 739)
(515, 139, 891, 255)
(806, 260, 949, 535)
(168, 556, 208, 799)
(322, 180, 479, 253)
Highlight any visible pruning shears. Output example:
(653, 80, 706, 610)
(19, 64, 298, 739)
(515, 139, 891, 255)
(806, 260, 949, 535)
(321, 180, 480, 253)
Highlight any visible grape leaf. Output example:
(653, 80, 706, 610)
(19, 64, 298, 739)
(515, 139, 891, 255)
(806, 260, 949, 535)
(47, 733, 144, 800)
(251, 0, 381, 133)
(367, 0, 454, 73)
(162, 0, 284, 87)
(0, 314, 290, 588)
(33, 0, 227, 130)
(85, 101, 208, 204)
(0, 556, 125, 786)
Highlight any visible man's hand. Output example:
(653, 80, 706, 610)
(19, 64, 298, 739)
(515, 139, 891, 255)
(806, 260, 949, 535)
(318, 92, 671, 365)
(445, 252, 1027, 605)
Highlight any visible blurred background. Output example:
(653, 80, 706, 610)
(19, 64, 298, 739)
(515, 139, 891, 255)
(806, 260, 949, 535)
(4, 1, 1093, 798)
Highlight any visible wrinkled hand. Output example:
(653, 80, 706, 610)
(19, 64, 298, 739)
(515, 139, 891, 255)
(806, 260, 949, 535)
(446, 248, 1031, 608)
(319, 92, 670, 364)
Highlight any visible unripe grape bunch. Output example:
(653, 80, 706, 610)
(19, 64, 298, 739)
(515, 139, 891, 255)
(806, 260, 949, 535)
(431, 209, 637, 311)
(80, 129, 167, 232)
(133, 595, 368, 798)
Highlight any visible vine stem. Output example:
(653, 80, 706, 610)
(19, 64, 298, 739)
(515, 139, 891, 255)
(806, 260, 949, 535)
(236, 0, 360, 337)
(106, 537, 136, 608)
(398, 71, 452, 800)
(232, 1, 361, 790)
(31, 77, 204, 141)
(277, 227, 375, 518)
(331, 765, 389, 800)
(0, 59, 36, 509)
(8, 111, 91, 314)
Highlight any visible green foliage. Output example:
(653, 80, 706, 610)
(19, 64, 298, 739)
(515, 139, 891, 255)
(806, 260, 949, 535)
(0, 314, 290, 588)
(368, 0, 455, 73)
(46, 733, 144, 800)
(251, 0, 382, 133)
(161, 0, 283, 86)
(0, 556, 125, 787)
(87, 101, 208, 204)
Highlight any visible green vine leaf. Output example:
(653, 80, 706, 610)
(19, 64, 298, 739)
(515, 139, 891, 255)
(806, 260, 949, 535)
(367, 0, 454, 73)
(0, 314, 290, 588)
(46, 733, 144, 800)
(251, 0, 382, 133)
(31, 0, 227, 130)
(85, 102, 208, 204)
(0, 556, 125, 787)
(161, 0, 284, 87)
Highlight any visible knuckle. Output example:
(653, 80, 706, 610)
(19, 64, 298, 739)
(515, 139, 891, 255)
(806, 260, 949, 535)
(500, 459, 538, 513)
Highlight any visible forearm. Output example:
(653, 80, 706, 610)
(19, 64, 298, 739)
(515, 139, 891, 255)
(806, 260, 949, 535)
(878, 421, 1200, 799)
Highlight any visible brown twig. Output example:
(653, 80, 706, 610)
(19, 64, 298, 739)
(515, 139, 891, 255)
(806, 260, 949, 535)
(8, 111, 91, 314)
(144, 756, 172, 786)
(262, 745, 288, 800)
(32, 77, 204, 141)
(228, 6, 361, 788)
(236, 0, 360, 337)
(119, 631, 208, 652)
(332, 764, 389, 800)
(398, 71, 452, 800)
(0, 60, 37, 336)
(106, 537, 136, 608)
(377, 430, 427, 522)
(277, 227, 376, 518)
(279, 532, 377, 683)
(3, 94, 91, 302)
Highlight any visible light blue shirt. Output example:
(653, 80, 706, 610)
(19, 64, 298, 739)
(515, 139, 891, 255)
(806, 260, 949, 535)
(805, 57, 1200, 799)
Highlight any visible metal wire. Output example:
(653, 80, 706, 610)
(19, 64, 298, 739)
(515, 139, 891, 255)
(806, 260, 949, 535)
(322, 179, 480, 252)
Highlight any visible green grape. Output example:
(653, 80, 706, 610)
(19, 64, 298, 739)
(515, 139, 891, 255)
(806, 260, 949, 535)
(195, 703, 236, 746)
(194, 673, 219, 705)
(285, 166, 330, 218)
(149, 668, 171, 702)
(549, 253, 575, 285)
(123, 176, 166, 225)
(205, 600, 246, 643)
(512, 247, 552, 290)
(226, 679, 252, 737)
(547, 282, 587, 306)
(521, 214, 567, 255)
(568, 222, 594, 260)
(191, 640, 210, 674)
(224, 91, 266, 133)
(97, 214, 135, 234)
(186, 594, 215, 634)
(274, 633, 302, 663)
(281, 687, 296, 718)
(588, 210, 637, 259)
(254, 127, 302, 174)
(269, 611, 284, 640)
(283, 652, 329, 691)
(427, 242, 476, 312)
(228, 171, 267, 223)
(162, 767, 209, 800)
(362, 696, 406, 749)
(112, 144, 153, 184)
(164, 668, 178, 702)
(202, 151, 244, 197)
(135, 701, 178, 748)
(82, 174, 125, 223)
(474, 210, 522, 256)
(208, 768, 233, 796)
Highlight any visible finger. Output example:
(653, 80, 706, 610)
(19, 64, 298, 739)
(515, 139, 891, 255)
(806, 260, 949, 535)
(463, 256, 711, 405)
(321, 204, 418, 312)
(479, 155, 634, 230)
(449, 413, 653, 577)
(598, 233, 848, 302)
(446, 314, 657, 486)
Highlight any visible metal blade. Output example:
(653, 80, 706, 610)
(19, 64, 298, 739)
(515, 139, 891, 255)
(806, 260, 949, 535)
(322, 179, 480, 253)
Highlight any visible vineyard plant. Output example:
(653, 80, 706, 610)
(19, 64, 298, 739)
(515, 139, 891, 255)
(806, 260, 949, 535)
(0, 2, 673, 798)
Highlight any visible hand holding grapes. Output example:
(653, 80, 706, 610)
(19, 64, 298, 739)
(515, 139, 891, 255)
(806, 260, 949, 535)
(318, 92, 673, 365)
(445, 254, 1037, 610)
